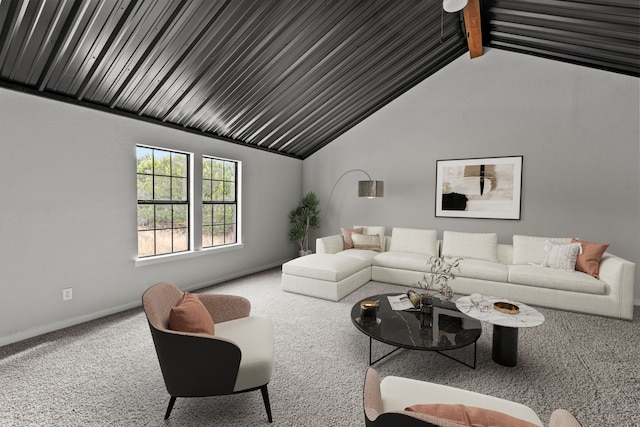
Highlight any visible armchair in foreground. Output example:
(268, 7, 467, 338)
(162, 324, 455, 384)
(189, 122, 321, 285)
(142, 282, 274, 422)
(363, 368, 582, 427)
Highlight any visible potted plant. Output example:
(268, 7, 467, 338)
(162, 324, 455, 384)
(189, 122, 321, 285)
(288, 191, 320, 256)
(416, 255, 461, 307)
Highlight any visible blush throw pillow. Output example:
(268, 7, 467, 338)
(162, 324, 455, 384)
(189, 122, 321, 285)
(341, 227, 364, 249)
(169, 292, 215, 335)
(405, 404, 539, 427)
(572, 238, 609, 279)
(351, 233, 382, 251)
(542, 240, 582, 271)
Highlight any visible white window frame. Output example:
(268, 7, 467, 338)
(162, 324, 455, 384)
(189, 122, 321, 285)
(135, 145, 243, 266)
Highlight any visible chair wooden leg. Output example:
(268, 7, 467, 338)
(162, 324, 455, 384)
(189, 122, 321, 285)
(164, 396, 177, 420)
(260, 385, 273, 423)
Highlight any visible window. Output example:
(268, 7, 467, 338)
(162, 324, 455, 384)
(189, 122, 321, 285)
(202, 156, 237, 248)
(137, 146, 189, 257)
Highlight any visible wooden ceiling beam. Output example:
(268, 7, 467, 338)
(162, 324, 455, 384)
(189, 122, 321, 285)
(463, 0, 483, 58)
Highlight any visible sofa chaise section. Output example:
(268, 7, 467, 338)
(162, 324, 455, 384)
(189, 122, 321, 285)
(281, 252, 373, 301)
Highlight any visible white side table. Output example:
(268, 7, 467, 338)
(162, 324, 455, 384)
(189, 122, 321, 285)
(456, 295, 545, 367)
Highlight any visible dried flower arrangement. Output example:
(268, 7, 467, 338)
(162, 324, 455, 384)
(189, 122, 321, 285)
(416, 255, 461, 302)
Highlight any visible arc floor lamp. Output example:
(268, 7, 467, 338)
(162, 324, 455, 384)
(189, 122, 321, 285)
(324, 169, 384, 233)
(328, 169, 384, 203)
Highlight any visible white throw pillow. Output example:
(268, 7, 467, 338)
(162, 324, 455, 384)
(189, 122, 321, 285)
(353, 225, 385, 237)
(542, 240, 582, 271)
(389, 228, 438, 257)
(512, 235, 572, 265)
(441, 231, 498, 262)
(351, 233, 382, 251)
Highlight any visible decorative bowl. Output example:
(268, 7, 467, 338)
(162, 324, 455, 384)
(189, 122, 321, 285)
(493, 301, 520, 315)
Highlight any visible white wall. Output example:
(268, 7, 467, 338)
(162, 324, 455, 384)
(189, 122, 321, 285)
(0, 88, 302, 346)
(304, 49, 640, 304)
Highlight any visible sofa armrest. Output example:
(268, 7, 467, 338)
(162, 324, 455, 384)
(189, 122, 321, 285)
(548, 409, 582, 427)
(598, 253, 635, 319)
(197, 294, 251, 323)
(316, 234, 344, 254)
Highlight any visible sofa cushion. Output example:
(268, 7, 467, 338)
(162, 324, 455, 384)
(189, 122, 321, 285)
(282, 253, 370, 282)
(341, 227, 363, 249)
(352, 233, 382, 251)
(455, 259, 508, 282)
(373, 251, 432, 273)
(405, 404, 539, 427)
(389, 228, 438, 257)
(214, 316, 274, 392)
(508, 265, 605, 295)
(572, 238, 609, 279)
(354, 225, 386, 237)
(512, 235, 572, 265)
(542, 240, 582, 271)
(442, 231, 498, 262)
(336, 249, 379, 262)
(169, 292, 215, 335)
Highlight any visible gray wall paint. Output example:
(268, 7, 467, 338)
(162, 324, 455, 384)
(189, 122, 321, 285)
(304, 49, 640, 304)
(0, 88, 302, 346)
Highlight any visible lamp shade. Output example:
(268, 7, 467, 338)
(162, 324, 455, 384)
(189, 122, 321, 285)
(443, 0, 468, 12)
(358, 180, 384, 198)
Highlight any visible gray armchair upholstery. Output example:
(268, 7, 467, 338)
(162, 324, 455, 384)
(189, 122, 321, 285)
(142, 282, 274, 422)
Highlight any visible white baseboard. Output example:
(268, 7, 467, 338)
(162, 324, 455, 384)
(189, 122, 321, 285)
(185, 260, 287, 292)
(0, 301, 141, 348)
(0, 260, 287, 348)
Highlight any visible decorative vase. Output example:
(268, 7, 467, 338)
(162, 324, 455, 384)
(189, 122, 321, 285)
(420, 295, 433, 314)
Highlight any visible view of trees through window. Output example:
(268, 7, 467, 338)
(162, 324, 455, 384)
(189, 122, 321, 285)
(136, 146, 240, 259)
(137, 146, 189, 257)
(202, 157, 237, 248)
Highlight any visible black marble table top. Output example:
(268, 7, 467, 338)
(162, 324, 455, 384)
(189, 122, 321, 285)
(351, 293, 482, 351)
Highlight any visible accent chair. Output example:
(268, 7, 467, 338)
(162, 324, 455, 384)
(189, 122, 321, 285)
(363, 368, 581, 427)
(142, 282, 274, 422)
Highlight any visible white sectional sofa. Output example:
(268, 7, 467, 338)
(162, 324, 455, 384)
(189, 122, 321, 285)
(281, 226, 635, 320)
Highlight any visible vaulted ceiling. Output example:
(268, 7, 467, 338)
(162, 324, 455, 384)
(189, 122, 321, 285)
(1, 0, 638, 159)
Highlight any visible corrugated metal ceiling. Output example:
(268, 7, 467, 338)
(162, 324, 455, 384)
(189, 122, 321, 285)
(482, 0, 639, 77)
(0, 1, 638, 159)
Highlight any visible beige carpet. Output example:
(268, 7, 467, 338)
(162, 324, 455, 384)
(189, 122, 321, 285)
(1, 267, 638, 426)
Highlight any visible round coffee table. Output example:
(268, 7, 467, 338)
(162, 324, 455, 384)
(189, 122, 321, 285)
(351, 293, 482, 368)
(455, 295, 545, 367)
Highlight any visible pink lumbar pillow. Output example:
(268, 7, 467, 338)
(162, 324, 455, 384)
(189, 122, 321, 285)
(169, 292, 215, 335)
(571, 238, 609, 279)
(405, 403, 539, 427)
(341, 227, 363, 249)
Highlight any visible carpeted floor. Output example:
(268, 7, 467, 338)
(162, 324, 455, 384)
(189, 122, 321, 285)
(1, 267, 638, 426)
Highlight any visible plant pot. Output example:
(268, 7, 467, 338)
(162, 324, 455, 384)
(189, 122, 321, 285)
(298, 250, 313, 257)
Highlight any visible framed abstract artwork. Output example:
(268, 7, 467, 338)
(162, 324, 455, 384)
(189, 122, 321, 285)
(435, 156, 523, 219)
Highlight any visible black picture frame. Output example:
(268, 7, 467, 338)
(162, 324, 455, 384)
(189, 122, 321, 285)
(435, 156, 523, 219)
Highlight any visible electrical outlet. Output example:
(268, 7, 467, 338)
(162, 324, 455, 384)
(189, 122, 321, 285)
(62, 288, 73, 301)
